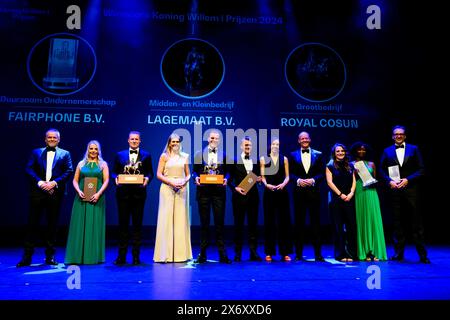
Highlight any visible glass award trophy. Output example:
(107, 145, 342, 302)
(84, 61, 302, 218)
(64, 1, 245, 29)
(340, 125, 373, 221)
(43, 38, 80, 90)
(118, 161, 145, 184)
(388, 165, 401, 183)
(354, 161, 377, 187)
(200, 163, 224, 184)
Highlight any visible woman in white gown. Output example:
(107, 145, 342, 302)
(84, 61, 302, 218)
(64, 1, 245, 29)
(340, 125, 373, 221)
(153, 133, 192, 262)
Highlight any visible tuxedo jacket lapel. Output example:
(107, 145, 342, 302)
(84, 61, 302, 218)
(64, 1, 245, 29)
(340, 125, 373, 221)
(402, 145, 411, 166)
(38, 148, 46, 170)
(237, 163, 247, 174)
(297, 150, 308, 174)
(309, 149, 317, 170)
(52, 149, 60, 170)
(390, 146, 401, 166)
(39, 148, 58, 172)
(310, 150, 317, 167)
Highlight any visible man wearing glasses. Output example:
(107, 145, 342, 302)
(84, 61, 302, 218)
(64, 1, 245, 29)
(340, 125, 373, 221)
(379, 125, 430, 263)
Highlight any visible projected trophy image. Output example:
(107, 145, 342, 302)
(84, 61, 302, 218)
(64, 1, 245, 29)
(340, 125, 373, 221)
(285, 43, 346, 102)
(43, 38, 80, 90)
(184, 46, 205, 96)
(27, 33, 97, 96)
(161, 38, 225, 99)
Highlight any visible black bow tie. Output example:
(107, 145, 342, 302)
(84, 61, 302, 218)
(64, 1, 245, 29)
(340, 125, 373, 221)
(130, 150, 138, 154)
(395, 145, 404, 149)
(244, 155, 250, 160)
(208, 148, 216, 154)
(302, 149, 309, 154)
(46, 146, 56, 152)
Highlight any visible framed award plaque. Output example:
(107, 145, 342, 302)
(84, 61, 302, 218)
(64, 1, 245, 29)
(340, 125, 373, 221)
(118, 174, 144, 184)
(199, 174, 224, 184)
(83, 177, 98, 201)
(237, 172, 258, 193)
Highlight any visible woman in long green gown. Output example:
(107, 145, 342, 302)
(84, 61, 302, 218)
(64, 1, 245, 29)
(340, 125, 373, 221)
(351, 142, 387, 261)
(65, 140, 109, 264)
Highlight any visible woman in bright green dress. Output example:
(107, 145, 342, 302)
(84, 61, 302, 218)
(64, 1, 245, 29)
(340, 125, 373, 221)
(351, 142, 387, 261)
(65, 140, 109, 264)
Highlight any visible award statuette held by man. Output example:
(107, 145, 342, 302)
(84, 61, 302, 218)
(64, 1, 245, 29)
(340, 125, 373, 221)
(83, 177, 98, 201)
(200, 163, 224, 184)
(118, 161, 145, 184)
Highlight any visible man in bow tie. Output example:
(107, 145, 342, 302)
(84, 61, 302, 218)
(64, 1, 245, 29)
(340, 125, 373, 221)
(112, 131, 154, 265)
(192, 130, 231, 264)
(380, 125, 429, 263)
(17, 128, 73, 267)
(227, 137, 263, 262)
(289, 131, 325, 262)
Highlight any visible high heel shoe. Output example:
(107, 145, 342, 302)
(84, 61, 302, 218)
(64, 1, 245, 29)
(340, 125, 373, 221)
(366, 252, 379, 262)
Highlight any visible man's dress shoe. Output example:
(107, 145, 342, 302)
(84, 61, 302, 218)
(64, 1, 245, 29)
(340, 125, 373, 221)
(390, 254, 404, 261)
(219, 255, 232, 264)
(16, 257, 32, 267)
(114, 256, 126, 265)
(420, 256, 431, 264)
(45, 256, 58, 265)
(315, 256, 325, 262)
(194, 254, 207, 264)
(249, 253, 262, 261)
(234, 255, 241, 262)
(132, 257, 141, 265)
(294, 255, 305, 262)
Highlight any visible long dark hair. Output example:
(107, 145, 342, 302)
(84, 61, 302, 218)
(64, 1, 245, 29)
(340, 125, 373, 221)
(330, 143, 351, 172)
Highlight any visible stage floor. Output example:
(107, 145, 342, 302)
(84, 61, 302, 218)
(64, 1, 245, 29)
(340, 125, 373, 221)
(1, 244, 450, 301)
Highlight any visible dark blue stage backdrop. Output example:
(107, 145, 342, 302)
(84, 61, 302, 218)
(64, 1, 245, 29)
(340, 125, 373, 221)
(0, 1, 441, 236)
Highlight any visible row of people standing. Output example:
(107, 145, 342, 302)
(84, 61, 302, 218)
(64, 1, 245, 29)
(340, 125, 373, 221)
(190, 127, 428, 264)
(66, 131, 155, 266)
(189, 130, 384, 264)
(17, 129, 155, 266)
(324, 125, 428, 263)
(17, 125, 429, 267)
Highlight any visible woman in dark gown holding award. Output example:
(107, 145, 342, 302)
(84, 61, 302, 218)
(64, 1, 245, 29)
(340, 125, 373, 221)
(350, 142, 387, 262)
(65, 141, 109, 265)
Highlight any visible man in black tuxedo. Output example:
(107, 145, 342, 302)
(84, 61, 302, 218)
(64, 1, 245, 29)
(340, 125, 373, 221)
(289, 131, 325, 262)
(228, 137, 262, 262)
(379, 125, 429, 263)
(192, 130, 231, 264)
(112, 131, 153, 265)
(17, 128, 73, 267)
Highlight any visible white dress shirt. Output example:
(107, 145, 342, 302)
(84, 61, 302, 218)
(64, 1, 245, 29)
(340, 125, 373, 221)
(301, 148, 311, 174)
(46, 150, 56, 182)
(241, 152, 253, 173)
(395, 143, 406, 166)
(129, 148, 139, 164)
(207, 148, 218, 166)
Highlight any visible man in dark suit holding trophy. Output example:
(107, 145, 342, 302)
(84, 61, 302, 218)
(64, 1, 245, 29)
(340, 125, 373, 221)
(379, 125, 429, 263)
(112, 131, 153, 265)
(17, 128, 73, 267)
(192, 130, 231, 264)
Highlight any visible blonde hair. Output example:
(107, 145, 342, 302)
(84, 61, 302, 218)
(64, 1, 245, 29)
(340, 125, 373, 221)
(80, 140, 105, 168)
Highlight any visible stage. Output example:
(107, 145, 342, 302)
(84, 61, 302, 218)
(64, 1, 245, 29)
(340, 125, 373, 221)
(2, 244, 450, 301)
